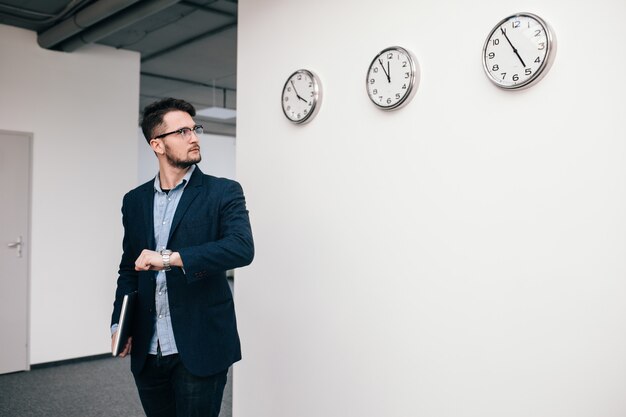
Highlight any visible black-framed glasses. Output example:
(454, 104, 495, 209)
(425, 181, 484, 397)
(153, 124, 203, 140)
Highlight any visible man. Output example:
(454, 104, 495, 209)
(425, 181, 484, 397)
(111, 97, 254, 417)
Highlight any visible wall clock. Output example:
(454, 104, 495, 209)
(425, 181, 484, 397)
(483, 12, 557, 90)
(281, 69, 322, 124)
(366, 46, 419, 110)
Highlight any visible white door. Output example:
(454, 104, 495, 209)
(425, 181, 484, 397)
(0, 130, 31, 374)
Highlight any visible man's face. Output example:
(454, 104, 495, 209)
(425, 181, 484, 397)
(156, 110, 202, 169)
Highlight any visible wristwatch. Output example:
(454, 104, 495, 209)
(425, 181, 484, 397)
(160, 249, 172, 271)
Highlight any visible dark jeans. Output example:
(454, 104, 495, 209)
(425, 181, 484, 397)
(134, 353, 228, 417)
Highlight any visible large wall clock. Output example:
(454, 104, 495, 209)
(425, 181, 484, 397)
(483, 12, 557, 90)
(281, 69, 322, 124)
(366, 46, 419, 110)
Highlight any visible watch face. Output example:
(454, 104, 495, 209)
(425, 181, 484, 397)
(483, 13, 556, 89)
(281, 69, 321, 124)
(366, 46, 419, 110)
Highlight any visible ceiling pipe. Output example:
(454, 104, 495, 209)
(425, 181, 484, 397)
(58, 0, 182, 52)
(38, 0, 141, 49)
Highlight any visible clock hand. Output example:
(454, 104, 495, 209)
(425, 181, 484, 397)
(378, 58, 391, 83)
(387, 61, 390, 82)
(500, 27, 527, 67)
(290, 80, 308, 103)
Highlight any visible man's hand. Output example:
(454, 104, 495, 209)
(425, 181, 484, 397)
(135, 249, 163, 271)
(112, 332, 132, 357)
(135, 249, 182, 271)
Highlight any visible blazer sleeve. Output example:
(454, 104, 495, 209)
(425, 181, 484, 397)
(177, 180, 254, 283)
(111, 193, 139, 325)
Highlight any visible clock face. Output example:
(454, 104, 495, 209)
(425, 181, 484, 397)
(281, 69, 321, 124)
(366, 46, 419, 110)
(483, 13, 556, 89)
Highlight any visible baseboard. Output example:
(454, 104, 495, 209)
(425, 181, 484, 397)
(31, 353, 112, 370)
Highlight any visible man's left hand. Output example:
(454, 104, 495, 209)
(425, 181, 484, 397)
(135, 249, 182, 271)
(135, 249, 164, 271)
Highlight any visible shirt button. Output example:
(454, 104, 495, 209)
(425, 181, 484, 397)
(159, 315, 163, 319)
(158, 291, 162, 295)
(162, 221, 166, 225)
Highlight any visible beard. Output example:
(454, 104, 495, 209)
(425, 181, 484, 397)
(164, 143, 202, 169)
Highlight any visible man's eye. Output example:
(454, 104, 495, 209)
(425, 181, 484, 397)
(179, 128, 191, 134)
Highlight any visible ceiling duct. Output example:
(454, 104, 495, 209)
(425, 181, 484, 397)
(38, 0, 141, 49)
(58, 0, 182, 52)
(38, 0, 182, 52)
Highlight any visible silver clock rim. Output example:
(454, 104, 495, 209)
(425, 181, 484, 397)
(366, 46, 419, 111)
(482, 12, 557, 90)
(281, 69, 322, 124)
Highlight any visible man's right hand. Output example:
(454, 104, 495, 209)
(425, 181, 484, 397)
(111, 332, 132, 357)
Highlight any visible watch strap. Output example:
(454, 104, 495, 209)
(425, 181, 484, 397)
(160, 249, 172, 271)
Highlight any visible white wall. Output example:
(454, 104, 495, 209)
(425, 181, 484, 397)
(235, 1, 626, 416)
(0, 25, 139, 364)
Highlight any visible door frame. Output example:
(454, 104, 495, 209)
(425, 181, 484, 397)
(1, 129, 33, 372)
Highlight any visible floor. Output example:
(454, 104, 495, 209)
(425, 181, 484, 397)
(0, 356, 233, 417)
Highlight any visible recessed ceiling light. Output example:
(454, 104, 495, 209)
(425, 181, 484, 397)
(196, 107, 236, 120)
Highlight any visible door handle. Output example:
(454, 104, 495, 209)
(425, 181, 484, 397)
(7, 236, 22, 258)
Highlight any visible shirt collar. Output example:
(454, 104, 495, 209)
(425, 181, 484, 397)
(153, 164, 196, 193)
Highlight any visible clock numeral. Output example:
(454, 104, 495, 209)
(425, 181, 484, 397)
(402, 61, 407, 68)
(284, 96, 289, 102)
(387, 98, 392, 105)
(488, 52, 495, 59)
(535, 29, 541, 37)
(287, 87, 292, 92)
(534, 56, 541, 63)
(512, 74, 519, 82)
(308, 102, 312, 107)
(297, 113, 301, 119)
(500, 72, 507, 80)
(369, 78, 375, 84)
(286, 105, 291, 111)
(512, 20, 520, 28)
(378, 96, 383, 102)
(308, 83, 313, 87)
(387, 52, 393, 59)
(525, 68, 532, 76)
(304, 109, 308, 114)
(402, 84, 407, 90)
(373, 89, 378, 95)
(492, 64, 499, 71)
(297, 74, 302, 80)
(538, 42, 545, 50)
(404, 72, 409, 79)
(492, 38, 500, 46)
(373, 67, 379, 73)
(395, 93, 401, 99)
(310, 91, 314, 97)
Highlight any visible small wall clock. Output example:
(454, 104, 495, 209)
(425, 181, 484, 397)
(366, 46, 419, 110)
(281, 69, 322, 124)
(483, 12, 557, 90)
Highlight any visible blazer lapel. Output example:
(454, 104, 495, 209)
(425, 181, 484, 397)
(168, 167, 203, 243)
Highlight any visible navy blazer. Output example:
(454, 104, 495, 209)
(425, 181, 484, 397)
(111, 166, 254, 376)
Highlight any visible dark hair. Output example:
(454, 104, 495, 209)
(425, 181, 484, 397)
(141, 98, 196, 143)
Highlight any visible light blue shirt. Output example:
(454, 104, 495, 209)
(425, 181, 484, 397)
(148, 165, 195, 356)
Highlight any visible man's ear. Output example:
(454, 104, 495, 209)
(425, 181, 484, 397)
(150, 138, 165, 155)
